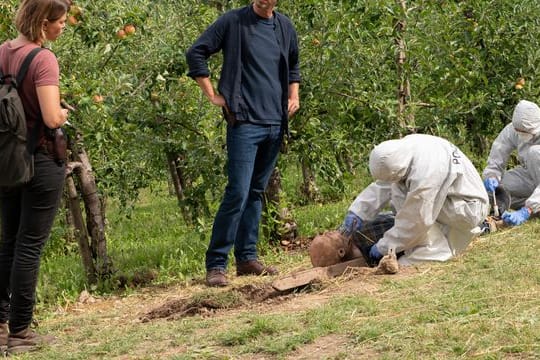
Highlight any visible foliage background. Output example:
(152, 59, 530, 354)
(2, 0, 540, 303)
(2, 0, 539, 208)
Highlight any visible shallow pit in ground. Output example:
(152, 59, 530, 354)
(139, 283, 304, 321)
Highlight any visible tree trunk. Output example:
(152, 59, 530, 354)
(335, 152, 354, 175)
(69, 134, 113, 278)
(396, 0, 414, 131)
(265, 167, 281, 206)
(167, 151, 185, 203)
(263, 167, 298, 244)
(65, 171, 97, 284)
(63, 191, 76, 244)
(61, 101, 113, 283)
(262, 167, 281, 244)
(301, 160, 319, 202)
(166, 151, 196, 225)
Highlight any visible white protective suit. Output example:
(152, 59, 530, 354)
(482, 100, 540, 213)
(349, 134, 489, 265)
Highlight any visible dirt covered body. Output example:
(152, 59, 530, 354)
(272, 231, 399, 292)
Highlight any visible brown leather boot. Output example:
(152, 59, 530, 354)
(7, 327, 56, 355)
(0, 322, 7, 352)
(236, 260, 278, 276)
(206, 269, 229, 287)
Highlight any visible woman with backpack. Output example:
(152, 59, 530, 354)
(0, 0, 70, 354)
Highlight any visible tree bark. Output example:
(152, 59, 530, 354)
(301, 160, 319, 202)
(71, 137, 113, 277)
(167, 151, 185, 204)
(166, 151, 197, 224)
(262, 167, 281, 243)
(61, 101, 113, 283)
(65, 171, 97, 284)
(265, 167, 281, 206)
(263, 167, 298, 244)
(396, 0, 414, 131)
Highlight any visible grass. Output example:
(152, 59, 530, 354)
(20, 174, 540, 359)
(38, 168, 363, 307)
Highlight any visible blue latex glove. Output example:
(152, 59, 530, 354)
(501, 207, 531, 226)
(342, 211, 363, 234)
(483, 177, 499, 193)
(369, 244, 383, 261)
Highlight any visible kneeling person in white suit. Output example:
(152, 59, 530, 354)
(482, 100, 540, 226)
(342, 134, 489, 266)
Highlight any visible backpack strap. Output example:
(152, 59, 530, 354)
(15, 47, 44, 87)
(15, 47, 45, 154)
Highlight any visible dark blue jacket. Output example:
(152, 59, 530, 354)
(186, 5, 301, 127)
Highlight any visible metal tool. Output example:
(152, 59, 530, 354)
(492, 191, 499, 217)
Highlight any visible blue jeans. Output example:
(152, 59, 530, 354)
(206, 122, 283, 271)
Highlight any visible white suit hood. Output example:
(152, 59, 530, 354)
(369, 139, 413, 182)
(512, 100, 540, 135)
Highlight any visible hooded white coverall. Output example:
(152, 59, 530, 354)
(482, 100, 540, 213)
(349, 134, 489, 265)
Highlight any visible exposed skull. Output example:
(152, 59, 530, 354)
(309, 230, 363, 267)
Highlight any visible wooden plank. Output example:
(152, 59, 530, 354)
(271, 267, 328, 292)
(325, 257, 368, 277)
(271, 257, 368, 292)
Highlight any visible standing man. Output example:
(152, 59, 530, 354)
(186, 0, 301, 286)
(482, 100, 540, 226)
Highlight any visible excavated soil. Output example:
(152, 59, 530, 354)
(139, 283, 306, 322)
(140, 251, 400, 322)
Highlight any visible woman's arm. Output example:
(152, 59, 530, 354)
(36, 85, 68, 128)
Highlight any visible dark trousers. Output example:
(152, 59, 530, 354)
(206, 122, 283, 271)
(0, 153, 65, 333)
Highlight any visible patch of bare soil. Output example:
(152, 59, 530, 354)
(37, 239, 438, 360)
(48, 262, 424, 360)
(56, 260, 423, 329)
(139, 253, 413, 323)
(139, 283, 296, 322)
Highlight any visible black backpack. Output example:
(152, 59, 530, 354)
(0, 47, 43, 187)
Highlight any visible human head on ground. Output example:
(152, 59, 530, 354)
(512, 99, 540, 142)
(15, 0, 71, 44)
(369, 138, 413, 182)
